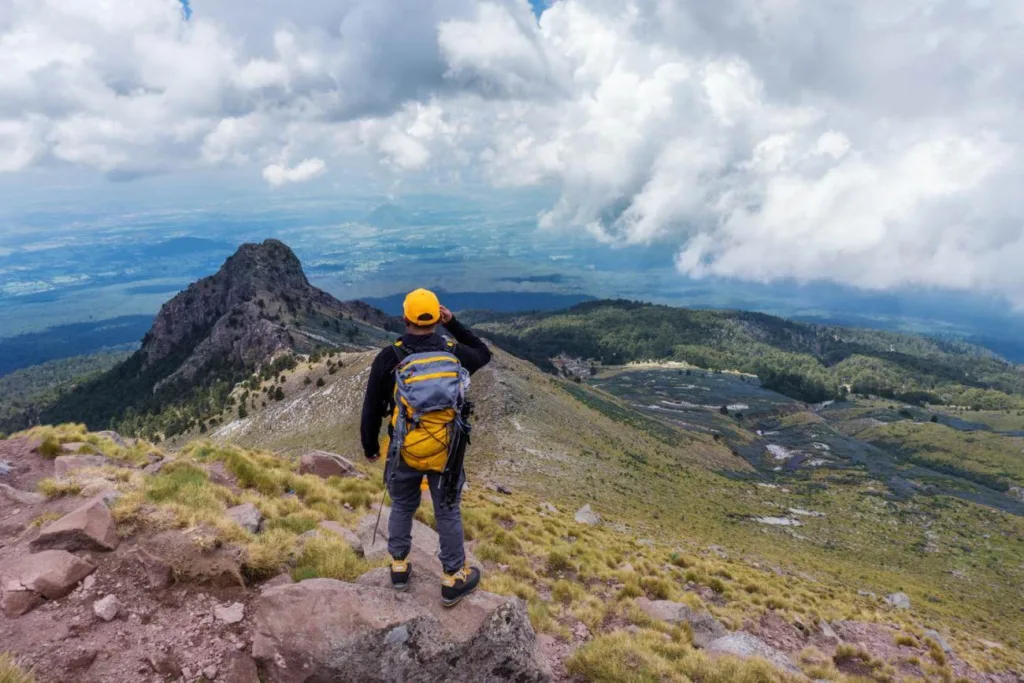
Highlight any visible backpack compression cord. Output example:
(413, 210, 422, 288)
(439, 401, 473, 509)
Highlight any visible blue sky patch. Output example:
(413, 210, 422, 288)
(529, 0, 550, 19)
(179, 0, 192, 20)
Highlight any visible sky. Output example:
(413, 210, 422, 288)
(1, 0, 1023, 306)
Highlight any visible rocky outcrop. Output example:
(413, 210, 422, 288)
(252, 573, 549, 683)
(299, 450, 364, 479)
(93, 594, 121, 621)
(634, 598, 727, 648)
(0, 550, 96, 616)
(127, 546, 174, 589)
(704, 632, 800, 674)
(574, 504, 600, 525)
(30, 497, 119, 552)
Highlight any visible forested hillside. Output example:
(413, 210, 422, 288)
(472, 300, 1024, 407)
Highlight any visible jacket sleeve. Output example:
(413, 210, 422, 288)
(360, 348, 397, 458)
(446, 317, 492, 375)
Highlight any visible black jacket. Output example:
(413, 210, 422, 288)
(360, 317, 492, 458)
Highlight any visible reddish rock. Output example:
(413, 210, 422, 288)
(252, 575, 547, 683)
(54, 454, 109, 479)
(298, 451, 364, 480)
(0, 549, 96, 615)
(30, 498, 119, 552)
(147, 650, 182, 678)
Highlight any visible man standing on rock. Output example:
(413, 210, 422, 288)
(361, 288, 491, 606)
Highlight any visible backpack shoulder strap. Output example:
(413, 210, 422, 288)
(392, 340, 412, 364)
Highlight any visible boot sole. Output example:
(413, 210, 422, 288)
(441, 583, 478, 608)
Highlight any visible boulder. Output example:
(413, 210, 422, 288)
(147, 651, 182, 678)
(924, 628, 953, 653)
(539, 503, 558, 514)
(30, 498, 119, 552)
(126, 546, 174, 589)
(0, 482, 45, 506)
(54, 454, 109, 479)
(574, 504, 600, 525)
(0, 550, 96, 616)
(0, 459, 11, 476)
(299, 450, 365, 480)
(93, 594, 121, 621)
(704, 632, 801, 674)
(885, 592, 911, 610)
(317, 520, 364, 555)
(252, 574, 548, 683)
(634, 598, 727, 648)
(357, 507, 479, 578)
(227, 503, 264, 533)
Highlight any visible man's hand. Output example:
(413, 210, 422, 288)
(439, 305, 453, 324)
(365, 451, 380, 463)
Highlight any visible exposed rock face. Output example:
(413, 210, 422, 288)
(299, 451, 364, 480)
(54, 454, 110, 479)
(0, 550, 96, 616)
(885, 592, 911, 610)
(139, 239, 395, 384)
(634, 598, 727, 648)
(704, 632, 800, 674)
(220, 651, 260, 683)
(214, 602, 246, 625)
(252, 575, 548, 683)
(574, 504, 600, 525)
(30, 498, 119, 552)
(227, 503, 263, 533)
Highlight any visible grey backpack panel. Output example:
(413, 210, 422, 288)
(395, 351, 469, 415)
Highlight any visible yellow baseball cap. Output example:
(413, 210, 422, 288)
(403, 288, 440, 325)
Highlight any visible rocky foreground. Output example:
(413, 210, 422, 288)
(1, 427, 1021, 683)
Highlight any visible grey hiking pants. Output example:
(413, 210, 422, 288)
(387, 458, 467, 574)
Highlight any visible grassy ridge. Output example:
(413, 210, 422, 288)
(474, 300, 1024, 407)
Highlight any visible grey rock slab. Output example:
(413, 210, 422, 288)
(574, 504, 600, 525)
(227, 503, 263, 533)
(298, 450, 365, 480)
(705, 632, 801, 674)
(214, 601, 246, 624)
(634, 597, 727, 648)
(885, 592, 911, 610)
(0, 549, 96, 601)
(924, 628, 953, 653)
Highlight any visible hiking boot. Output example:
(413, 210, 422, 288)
(390, 558, 411, 592)
(441, 565, 480, 607)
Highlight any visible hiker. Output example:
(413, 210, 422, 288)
(360, 288, 492, 606)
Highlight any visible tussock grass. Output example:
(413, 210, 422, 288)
(243, 528, 297, 581)
(36, 478, 82, 498)
(29, 511, 62, 528)
(293, 535, 371, 581)
(568, 631, 800, 683)
(0, 653, 34, 683)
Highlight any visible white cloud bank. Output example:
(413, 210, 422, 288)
(262, 158, 327, 186)
(2, 0, 1023, 302)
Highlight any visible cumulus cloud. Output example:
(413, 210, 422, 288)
(2, 0, 1024, 301)
(262, 158, 326, 186)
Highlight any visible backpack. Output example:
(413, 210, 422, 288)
(388, 339, 470, 472)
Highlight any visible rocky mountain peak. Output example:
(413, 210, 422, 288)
(217, 239, 310, 297)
